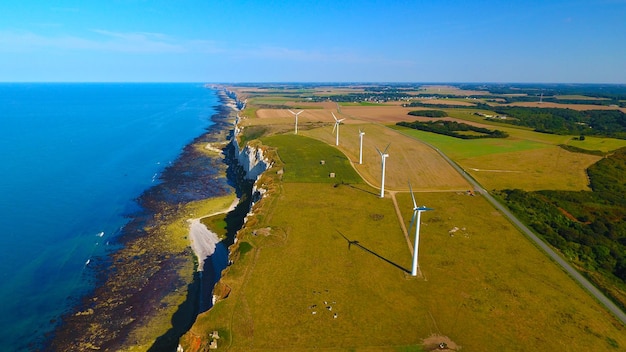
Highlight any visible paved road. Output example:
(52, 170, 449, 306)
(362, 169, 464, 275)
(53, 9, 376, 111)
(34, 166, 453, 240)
(423, 141, 626, 326)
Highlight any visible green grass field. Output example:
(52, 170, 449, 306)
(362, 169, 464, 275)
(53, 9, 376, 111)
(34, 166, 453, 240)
(391, 126, 602, 191)
(262, 134, 363, 184)
(183, 130, 626, 351)
(566, 136, 626, 152)
(390, 127, 547, 159)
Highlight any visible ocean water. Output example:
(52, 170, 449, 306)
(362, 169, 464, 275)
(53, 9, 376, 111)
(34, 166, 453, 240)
(0, 83, 218, 350)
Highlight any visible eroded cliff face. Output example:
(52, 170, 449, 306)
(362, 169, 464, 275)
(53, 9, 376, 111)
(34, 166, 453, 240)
(230, 126, 273, 209)
(177, 124, 274, 352)
(232, 129, 271, 181)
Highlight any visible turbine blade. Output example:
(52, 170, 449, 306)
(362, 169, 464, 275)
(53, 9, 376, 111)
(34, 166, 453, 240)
(332, 112, 338, 122)
(288, 109, 295, 115)
(375, 146, 382, 156)
(383, 143, 391, 154)
(409, 182, 417, 209)
(336, 230, 349, 242)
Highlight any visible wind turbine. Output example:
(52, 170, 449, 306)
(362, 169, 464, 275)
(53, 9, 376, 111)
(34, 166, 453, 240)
(358, 129, 365, 164)
(408, 182, 433, 277)
(288, 109, 303, 134)
(331, 112, 345, 146)
(375, 144, 390, 198)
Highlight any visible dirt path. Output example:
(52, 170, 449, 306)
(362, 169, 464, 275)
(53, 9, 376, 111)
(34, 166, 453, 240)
(389, 191, 413, 256)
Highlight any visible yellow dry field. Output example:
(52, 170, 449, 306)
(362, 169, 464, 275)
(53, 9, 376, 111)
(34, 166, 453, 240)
(253, 106, 436, 126)
(508, 101, 626, 113)
(416, 98, 477, 106)
(302, 123, 471, 192)
(248, 107, 471, 192)
(460, 147, 601, 191)
(243, 108, 470, 193)
(245, 107, 606, 192)
(339, 105, 417, 124)
(188, 183, 626, 351)
(255, 106, 336, 121)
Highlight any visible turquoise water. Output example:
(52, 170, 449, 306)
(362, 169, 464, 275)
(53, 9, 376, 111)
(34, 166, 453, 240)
(0, 83, 217, 350)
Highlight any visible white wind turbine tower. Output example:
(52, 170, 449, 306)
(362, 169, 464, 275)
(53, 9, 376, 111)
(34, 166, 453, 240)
(331, 112, 345, 146)
(408, 182, 433, 277)
(288, 109, 303, 134)
(375, 143, 390, 198)
(358, 129, 365, 164)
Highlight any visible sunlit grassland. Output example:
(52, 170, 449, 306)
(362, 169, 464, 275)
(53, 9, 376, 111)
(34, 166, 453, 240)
(188, 183, 626, 351)
(566, 136, 626, 152)
(391, 125, 602, 191)
(389, 125, 549, 159)
(182, 99, 626, 350)
(302, 123, 470, 192)
(261, 134, 363, 184)
(239, 106, 257, 119)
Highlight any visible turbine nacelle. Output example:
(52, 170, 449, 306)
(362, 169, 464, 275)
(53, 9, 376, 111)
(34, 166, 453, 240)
(288, 109, 303, 134)
(331, 112, 345, 131)
(288, 109, 303, 117)
(331, 112, 345, 145)
(375, 143, 390, 158)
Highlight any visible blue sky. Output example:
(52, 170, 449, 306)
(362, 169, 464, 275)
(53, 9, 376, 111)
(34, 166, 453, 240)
(0, 0, 624, 83)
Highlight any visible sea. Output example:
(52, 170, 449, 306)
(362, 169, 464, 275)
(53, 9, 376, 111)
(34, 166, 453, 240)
(0, 83, 219, 351)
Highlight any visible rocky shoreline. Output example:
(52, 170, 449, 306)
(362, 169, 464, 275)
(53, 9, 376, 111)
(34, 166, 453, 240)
(44, 89, 251, 351)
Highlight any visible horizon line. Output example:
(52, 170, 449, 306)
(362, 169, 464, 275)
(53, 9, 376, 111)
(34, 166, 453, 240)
(1, 81, 625, 85)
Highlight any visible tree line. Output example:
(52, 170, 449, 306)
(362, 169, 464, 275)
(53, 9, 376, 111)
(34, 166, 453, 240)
(397, 120, 508, 139)
(484, 106, 626, 139)
(493, 147, 626, 309)
(407, 110, 447, 117)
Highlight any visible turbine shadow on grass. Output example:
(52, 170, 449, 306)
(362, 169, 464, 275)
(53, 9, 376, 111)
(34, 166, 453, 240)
(337, 231, 410, 274)
(346, 183, 379, 197)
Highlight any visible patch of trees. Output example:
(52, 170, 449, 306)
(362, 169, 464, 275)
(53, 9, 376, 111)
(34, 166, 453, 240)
(493, 147, 626, 307)
(484, 107, 626, 139)
(397, 120, 508, 139)
(405, 101, 477, 109)
(407, 110, 447, 118)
